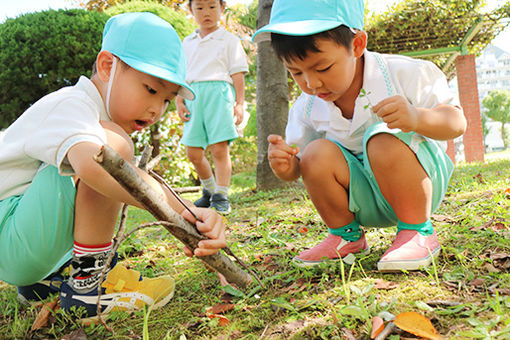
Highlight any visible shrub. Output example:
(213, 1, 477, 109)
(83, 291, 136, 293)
(0, 9, 109, 128)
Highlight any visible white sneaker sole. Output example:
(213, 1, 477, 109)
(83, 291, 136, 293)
(377, 246, 441, 272)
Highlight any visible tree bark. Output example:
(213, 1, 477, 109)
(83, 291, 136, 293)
(255, 0, 289, 190)
(94, 145, 253, 288)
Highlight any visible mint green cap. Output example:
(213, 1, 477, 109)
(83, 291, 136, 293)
(101, 12, 195, 100)
(252, 0, 364, 43)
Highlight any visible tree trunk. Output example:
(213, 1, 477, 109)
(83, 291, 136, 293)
(150, 123, 161, 158)
(255, 0, 289, 190)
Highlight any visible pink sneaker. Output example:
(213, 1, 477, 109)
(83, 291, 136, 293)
(293, 231, 370, 267)
(377, 230, 441, 272)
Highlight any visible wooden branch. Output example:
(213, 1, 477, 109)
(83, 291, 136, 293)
(94, 145, 253, 288)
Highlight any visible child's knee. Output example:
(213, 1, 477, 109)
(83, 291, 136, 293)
(300, 139, 341, 177)
(366, 133, 405, 168)
(100, 121, 135, 161)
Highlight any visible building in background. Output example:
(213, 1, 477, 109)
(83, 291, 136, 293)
(450, 44, 510, 152)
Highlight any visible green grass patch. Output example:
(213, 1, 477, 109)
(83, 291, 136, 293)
(1, 154, 509, 339)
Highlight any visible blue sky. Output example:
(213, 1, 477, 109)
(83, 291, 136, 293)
(1, 0, 509, 51)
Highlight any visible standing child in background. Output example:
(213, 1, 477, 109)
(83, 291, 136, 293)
(0, 12, 226, 320)
(253, 0, 466, 271)
(177, 0, 249, 214)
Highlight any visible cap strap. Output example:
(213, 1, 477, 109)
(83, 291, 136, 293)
(105, 56, 118, 119)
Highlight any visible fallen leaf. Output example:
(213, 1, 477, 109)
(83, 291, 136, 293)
(61, 328, 88, 340)
(482, 262, 500, 273)
(341, 327, 357, 340)
(298, 226, 308, 233)
(431, 214, 455, 223)
(474, 172, 484, 184)
(370, 316, 385, 339)
(206, 304, 235, 315)
(31, 298, 59, 331)
(207, 313, 229, 326)
(505, 188, 510, 198)
(374, 278, 399, 290)
(469, 278, 485, 288)
(394, 311, 441, 340)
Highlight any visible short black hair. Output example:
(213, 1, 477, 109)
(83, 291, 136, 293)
(270, 25, 355, 62)
(188, 0, 224, 8)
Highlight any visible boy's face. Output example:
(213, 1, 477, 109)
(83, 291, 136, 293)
(109, 65, 180, 134)
(190, 0, 224, 32)
(283, 38, 361, 104)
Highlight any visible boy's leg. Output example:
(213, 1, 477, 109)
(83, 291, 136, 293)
(60, 122, 174, 319)
(209, 141, 231, 214)
(186, 146, 215, 207)
(366, 132, 443, 271)
(292, 139, 369, 266)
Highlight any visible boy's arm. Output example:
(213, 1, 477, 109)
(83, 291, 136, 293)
(67, 141, 185, 213)
(231, 72, 245, 125)
(413, 104, 466, 140)
(372, 97, 466, 140)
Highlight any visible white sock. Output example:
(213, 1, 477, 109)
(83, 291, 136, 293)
(200, 176, 216, 194)
(215, 185, 229, 196)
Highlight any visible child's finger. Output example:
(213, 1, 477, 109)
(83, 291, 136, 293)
(194, 237, 227, 256)
(267, 134, 284, 144)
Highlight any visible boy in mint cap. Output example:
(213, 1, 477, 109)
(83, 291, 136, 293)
(253, 0, 467, 271)
(0, 12, 226, 320)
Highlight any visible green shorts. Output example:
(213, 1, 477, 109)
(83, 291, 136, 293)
(336, 123, 454, 228)
(0, 164, 75, 286)
(181, 81, 238, 149)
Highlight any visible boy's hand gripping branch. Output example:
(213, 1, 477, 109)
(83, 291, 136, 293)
(93, 145, 254, 289)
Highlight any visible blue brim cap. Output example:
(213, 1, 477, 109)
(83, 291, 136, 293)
(252, 0, 364, 43)
(102, 12, 195, 100)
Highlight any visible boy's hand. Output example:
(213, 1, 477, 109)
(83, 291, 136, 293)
(234, 103, 244, 125)
(372, 95, 419, 133)
(176, 97, 191, 122)
(181, 207, 226, 257)
(267, 134, 299, 175)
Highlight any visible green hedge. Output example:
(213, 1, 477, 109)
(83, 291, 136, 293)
(0, 9, 109, 128)
(0, 2, 195, 128)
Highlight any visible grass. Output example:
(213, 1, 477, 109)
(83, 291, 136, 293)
(1, 150, 509, 339)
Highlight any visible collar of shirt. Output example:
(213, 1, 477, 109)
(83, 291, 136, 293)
(189, 26, 227, 42)
(308, 50, 394, 136)
(76, 76, 110, 121)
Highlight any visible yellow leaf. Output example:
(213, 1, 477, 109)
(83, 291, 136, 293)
(394, 311, 441, 340)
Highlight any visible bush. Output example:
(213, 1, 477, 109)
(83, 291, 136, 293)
(0, 9, 109, 128)
(105, 1, 195, 39)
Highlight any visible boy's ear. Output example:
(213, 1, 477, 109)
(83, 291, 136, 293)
(352, 31, 367, 58)
(95, 50, 115, 83)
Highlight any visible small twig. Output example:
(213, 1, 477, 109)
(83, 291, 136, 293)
(374, 321, 396, 340)
(96, 145, 154, 330)
(258, 324, 270, 339)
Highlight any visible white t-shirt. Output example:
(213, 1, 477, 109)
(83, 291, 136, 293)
(183, 27, 249, 84)
(286, 51, 461, 155)
(0, 76, 109, 200)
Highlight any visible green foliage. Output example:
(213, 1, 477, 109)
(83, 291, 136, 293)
(0, 9, 109, 128)
(104, 0, 195, 39)
(482, 89, 510, 148)
(366, 0, 510, 78)
(237, 0, 258, 30)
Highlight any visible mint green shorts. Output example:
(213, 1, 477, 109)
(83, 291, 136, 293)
(336, 123, 454, 228)
(0, 165, 75, 286)
(182, 81, 238, 149)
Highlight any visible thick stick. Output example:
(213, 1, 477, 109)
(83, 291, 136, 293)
(94, 145, 253, 288)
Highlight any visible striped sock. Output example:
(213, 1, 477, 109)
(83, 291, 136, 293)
(71, 241, 113, 293)
(215, 185, 229, 196)
(200, 176, 216, 194)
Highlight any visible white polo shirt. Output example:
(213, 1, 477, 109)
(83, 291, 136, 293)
(286, 50, 460, 155)
(182, 27, 249, 84)
(0, 76, 109, 200)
